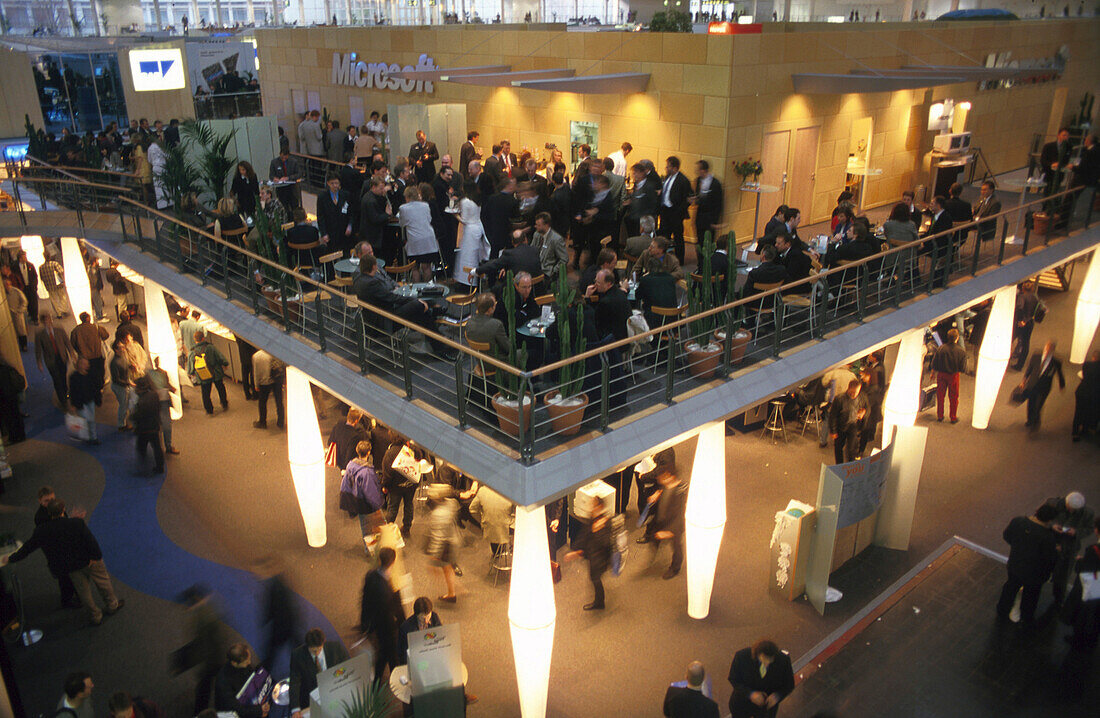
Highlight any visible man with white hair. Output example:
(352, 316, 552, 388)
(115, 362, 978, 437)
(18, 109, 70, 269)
(663, 661, 719, 718)
(1045, 491, 1095, 606)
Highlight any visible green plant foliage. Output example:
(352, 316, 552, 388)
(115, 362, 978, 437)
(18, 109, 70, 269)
(154, 141, 201, 213)
(339, 681, 391, 718)
(497, 270, 529, 400)
(552, 264, 587, 399)
(687, 233, 717, 341)
(648, 10, 693, 32)
(252, 204, 291, 285)
(180, 120, 237, 201)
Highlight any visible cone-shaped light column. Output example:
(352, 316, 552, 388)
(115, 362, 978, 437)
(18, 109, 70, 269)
(686, 423, 726, 619)
(508, 504, 555, 718)
(60, 237, 93, 321)
(285, 366, 327, 547)
(143, 279, 183, 420)
(19, 236, 51, 300)
(881, 329, 925, 448)
(1071, 250, 1100, 364)
(972, 285, 1017, 430)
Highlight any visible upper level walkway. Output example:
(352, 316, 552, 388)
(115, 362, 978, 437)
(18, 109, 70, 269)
(1, 172, 1097, 504)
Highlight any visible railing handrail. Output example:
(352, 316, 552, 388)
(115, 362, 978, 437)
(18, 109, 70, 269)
(12, 173, 138, 195)
(23, 155, 98, 185)
(531, 185, 1083, 376)
(289, 151, 345, 168)
(9, 174, 1086, 383)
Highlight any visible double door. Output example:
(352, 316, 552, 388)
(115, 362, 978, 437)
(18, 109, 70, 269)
(759, 126, 821, 220)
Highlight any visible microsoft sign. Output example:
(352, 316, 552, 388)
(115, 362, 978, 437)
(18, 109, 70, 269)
(331, 52, 435, 94)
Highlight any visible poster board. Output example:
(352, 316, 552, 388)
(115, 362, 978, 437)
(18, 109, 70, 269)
(407, 623, 463, 696)
(309, 653, 373, 718)
(186, 42, 258, 93)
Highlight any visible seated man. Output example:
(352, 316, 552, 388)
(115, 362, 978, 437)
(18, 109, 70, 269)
(288, 629, 349, 718)
(353, 255, 452, 358)
(465, 293, 510, 357)
(709, 233, 731, 298)
(637, 267, 679, 334)
(585, 268, 631, 342)
(823, 222, 878, 289)
(624, 215, 658, 262)
(579, 247, 618, 295)
(492, 271, 539, 329)
(774, 231, 812, 294)
(475, 231, 541, 284)
(742, 245, 788, 297)
(632, 236, 684, 280)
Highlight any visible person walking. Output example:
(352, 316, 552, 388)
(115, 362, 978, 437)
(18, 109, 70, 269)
(642, 464, 687, 580)
(829, 379, 868, 463)
(34, 312, 74, 406)
(932, 328, 967, 423)
(1010, 280, 1040, 371)
(1018, 340, 1065, 431)
(70, 312, 109, 405)
(5, 278, 28, 351)
(727, 639, 795, 718)
(109, 340, 135, 431)
(359, 547, 406, 681)
(147, 357, 179, 455)
(339, 441, 384, 550)
(425, 485, 461, 604)
(187, 330, 229, 415)
(68, 357, 99, 445)
(130, 377, 164, 475)
(251, 349, 285, 429)
(4, 499, 124, 626)
(564, 501, 613, 610)
(996, 503, 1059, 624)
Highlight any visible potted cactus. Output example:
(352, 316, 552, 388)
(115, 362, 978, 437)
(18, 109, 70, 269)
(683, 235, 723, 379)
(491, 270, 532, 437)
(710, 231, 752, 362)
(544, 265, 589, 435)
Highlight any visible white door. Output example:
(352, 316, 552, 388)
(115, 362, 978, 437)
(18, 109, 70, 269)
(788, 126, 821, 220)
(760, 130, 790, 202)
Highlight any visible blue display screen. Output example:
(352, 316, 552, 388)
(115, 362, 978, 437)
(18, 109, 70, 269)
(3, 144, 29, 162)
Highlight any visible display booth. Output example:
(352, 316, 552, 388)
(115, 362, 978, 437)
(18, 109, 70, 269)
(804, 425, 928, 615)
(308, 653, 374, 718)
(394, 623, 466, 717)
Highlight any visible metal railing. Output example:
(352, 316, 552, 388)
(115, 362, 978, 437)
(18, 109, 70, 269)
(3, 174, 1095, 464)
(193, 91, 264, 121)
(289, 152, 351, 194)
(20, 155, 142, 194)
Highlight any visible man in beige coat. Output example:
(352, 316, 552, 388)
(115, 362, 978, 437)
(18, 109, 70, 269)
(470, 486, 515, 557)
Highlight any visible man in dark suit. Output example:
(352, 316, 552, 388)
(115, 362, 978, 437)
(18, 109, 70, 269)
(491, 271, 540, 330)
(1040, 127, 1072, 194)
(359, 178, 392, 252)
(583, 174, 619, 259)
(626, 163, 659, 238)
(642, 465, 687, 579)
(268, 148, 303, 211)
(359, 547, 405, 681)
(481, 177, 519, 257)
(465, 293, 510, 356)
(658, 156, 692, 264)
(692, 160, 724, 244)
(922, 195, 954, 287)
(1070, 133, 1099, 221)
(520, 158, 549, 198)
(775, 232, 812, 293)
(498, 140, 518, 178)
(339, 153, 364, 226)
(408, 130, 438, 184)
(996, 504, 1059, 625)
(459, 131, 480, 178)
(288, 629, 350, 718)
(1020, 340, 1065, 430)
(945, 182, 974, 247)
(316, 173, 353, 254)
(6, 499, 124, 625)
(727, 640, 795, 718)
(34, 312, 74, 406)
(782, 207, 806, 250)
(972, 179, 1002, 242)
(584, 268, 631, 342)
(901, 189, 924, 228)
(663, 661, 719, 718)
(354, 255, 450, 358)
(710, 233, 731, 297)
(743, 245, 788, 297)
(476, 233, 541, 284)
(396, 597, 443, 666)
(549, 172, 572, 240)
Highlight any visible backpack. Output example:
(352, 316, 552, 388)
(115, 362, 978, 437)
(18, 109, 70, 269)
(1033, 300, 1048, 323)
(192, 351, 213, 382)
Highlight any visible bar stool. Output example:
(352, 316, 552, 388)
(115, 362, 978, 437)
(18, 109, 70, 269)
(487, 542, 513, 586)
(761, 399, 788, 443)
(799, 402, 825, 438)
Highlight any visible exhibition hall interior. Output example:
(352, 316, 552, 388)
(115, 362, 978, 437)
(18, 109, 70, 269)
(0, 3, 1099, 718)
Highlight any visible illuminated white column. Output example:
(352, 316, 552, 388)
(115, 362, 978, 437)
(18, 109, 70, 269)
(144, 279, 183, 420)
(972, 286, 1017, 430)
(686, 423, 726, 620)
(881, 329, 925, 448)
(1071, 250, 1100, 364)
(20, 236, 51, 300)
(60, 237, 94, 321)
(509, 505, 555, 718)
(286, 366, 327, 547)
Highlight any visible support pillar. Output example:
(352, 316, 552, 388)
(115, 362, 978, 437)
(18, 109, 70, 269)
(686, 423, 726, 619)
(286, 366, 327, 547)
(509, 505, 555, 718)
(1071, 250, 1100, 364)
(972, 286, 1017, 430)
(881, 329, 924, 448)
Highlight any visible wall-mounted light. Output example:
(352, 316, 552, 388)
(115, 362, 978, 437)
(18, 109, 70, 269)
(286, 366, 327, 547)
(509, 505, 555, 718)
(972, 286, 1017, 430)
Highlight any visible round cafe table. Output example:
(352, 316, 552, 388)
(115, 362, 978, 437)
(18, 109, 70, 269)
(395, 282, 451, 299)
(334, 257, 384, 275)
(389, 663, 468, 704)
(517, 316, 555, 339)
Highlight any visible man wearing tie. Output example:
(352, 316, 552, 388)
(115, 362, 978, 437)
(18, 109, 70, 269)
(288, 629, 350, 718)
(316, 173, 354, 255)
(659, 156, 692, 265)
(459, 131, 481, 178)
(499, 139, 518, 178)
(972, 180, 1002, 243)
(408, 130, 439, 184)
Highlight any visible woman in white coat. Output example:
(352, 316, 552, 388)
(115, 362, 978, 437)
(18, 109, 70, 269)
(452, 188, 489, 292)
(397, 185, 439, 282)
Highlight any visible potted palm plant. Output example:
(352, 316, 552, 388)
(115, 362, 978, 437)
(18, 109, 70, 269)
(684, 235, 722, 379)
(491, 270, 532, 437)
(180, 120, 237, 202)
(545, 265, 588, 435)
(339, 681, 390, 718)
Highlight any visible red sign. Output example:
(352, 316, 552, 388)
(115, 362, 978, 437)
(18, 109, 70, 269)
(707, 22, 763, 34)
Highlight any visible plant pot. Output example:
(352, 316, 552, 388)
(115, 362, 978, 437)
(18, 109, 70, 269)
(491, 393, 533, 438)
(715, 329, 753, 363)
(1032, 212, 1049, 235)
(544, 392, 589, 436)
(684, 342, 722, 380)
